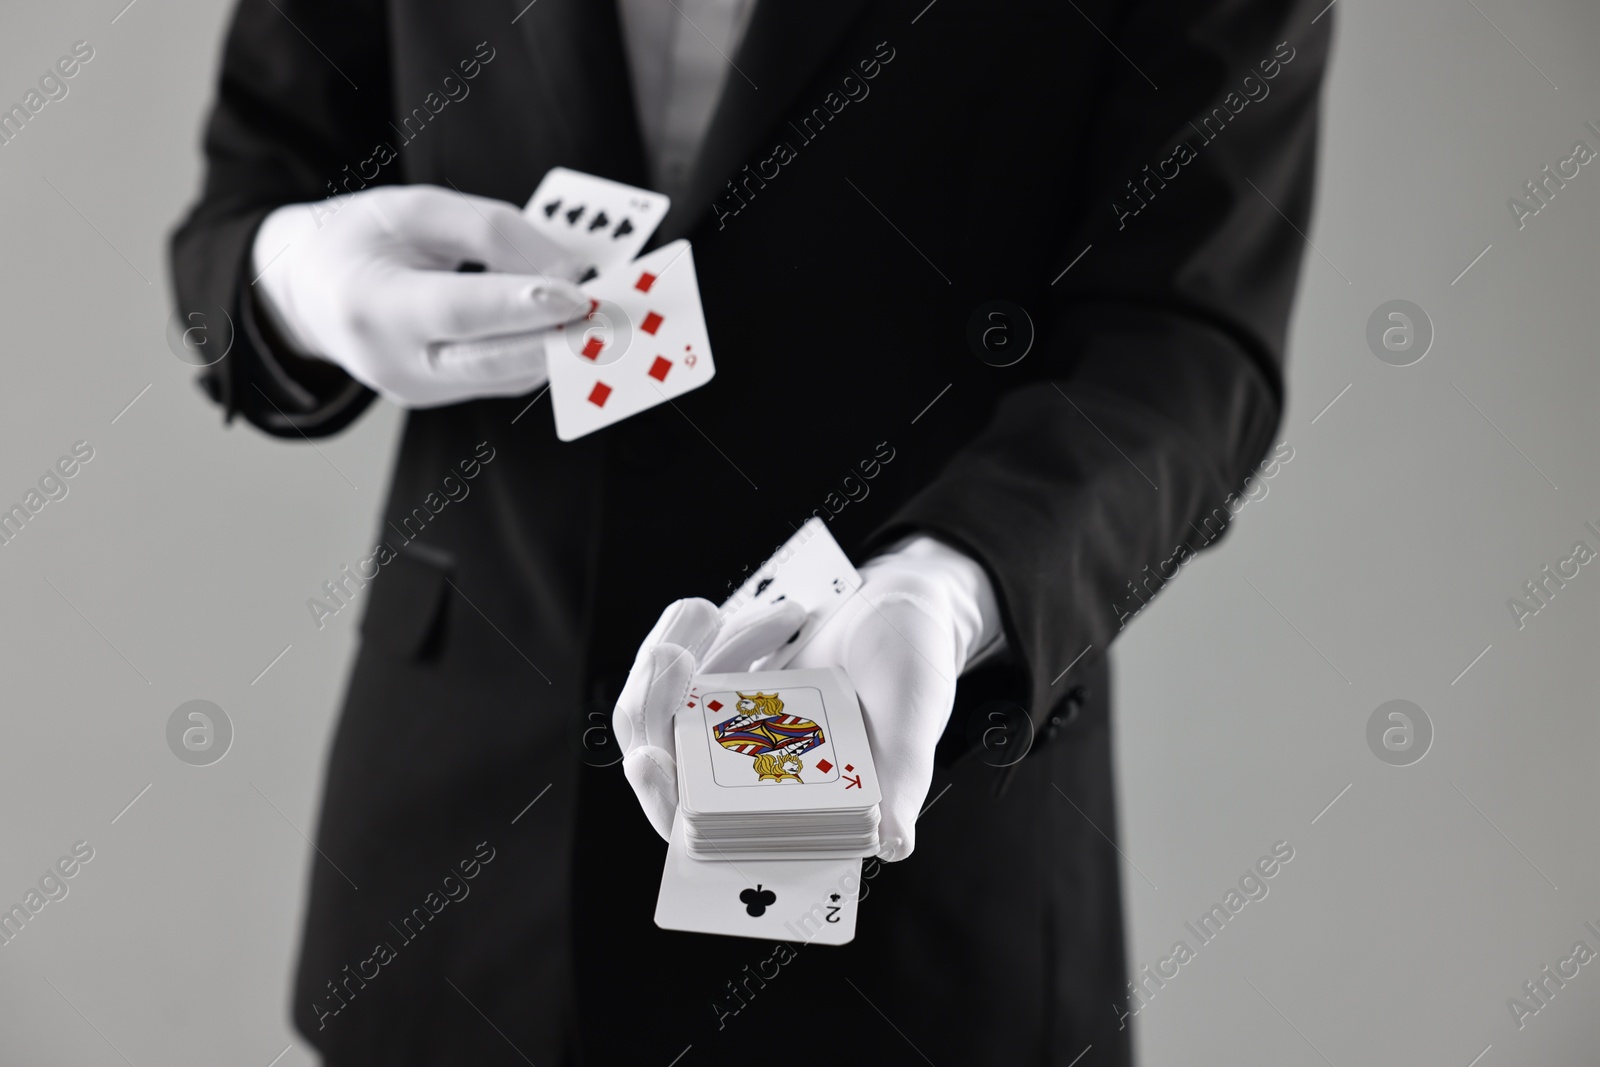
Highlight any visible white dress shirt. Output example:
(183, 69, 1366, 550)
(615, 0, 758, 199)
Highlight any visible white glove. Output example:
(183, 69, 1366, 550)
(251, 184, 589, 409)
(613, 535, 1002, 862)
(788, 537, 1001, 861)
(612, 596, 809, 845)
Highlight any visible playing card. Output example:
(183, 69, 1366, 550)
(655, 812, 862, 945)
(721, 518, 864, 669)
(523, 167, 669, 281)
(544, 239, 715, 441)
(676, 668, 881, 817)
(701, 684, 839, 789)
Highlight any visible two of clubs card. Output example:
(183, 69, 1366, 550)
(521, 168, 715, 441)
(655, 667, 881, 946)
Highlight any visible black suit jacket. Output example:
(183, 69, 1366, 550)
(171, 1, 1329, 1063)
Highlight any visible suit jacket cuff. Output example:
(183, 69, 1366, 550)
(189, 207, 375, 439)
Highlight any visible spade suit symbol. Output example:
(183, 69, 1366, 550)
(739, 884, 777, 917)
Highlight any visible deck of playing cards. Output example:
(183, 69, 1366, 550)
(654, 667, 881, 945)
(676, 668, 882, 860)
(652, 513, 877, 943)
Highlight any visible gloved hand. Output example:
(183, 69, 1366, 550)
(251, 184, 589, 408)
(612, 596, 809, 846)
(787, 537, 1000, 861)
(614, 535, 1002, 862)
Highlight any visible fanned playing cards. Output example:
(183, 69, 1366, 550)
(515, 167, 718, 441)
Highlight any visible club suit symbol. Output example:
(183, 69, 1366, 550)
(740, 884, 777, 917)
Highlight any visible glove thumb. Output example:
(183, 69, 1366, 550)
(875, 777, 931, 862)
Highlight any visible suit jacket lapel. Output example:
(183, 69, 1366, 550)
(510, 0, 650, 186)
(658, 0, 875, 242)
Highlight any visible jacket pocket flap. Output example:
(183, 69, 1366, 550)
(360, 542, 455, 659)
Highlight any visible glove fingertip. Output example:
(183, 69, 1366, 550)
(528, 277, 585, 306)
(875, 833, 911, 863)
(623, 747, 679, 842)
(647, 641, 698, 688)
(646, 804, 675, 844)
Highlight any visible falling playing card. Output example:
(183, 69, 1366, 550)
(523, 168, 670, 281)
(655, 812, 863, 945)
(544, 239, 716, 441)
(721, 518, 864, 670)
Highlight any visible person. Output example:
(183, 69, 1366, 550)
(170, 1, 1330, 1063)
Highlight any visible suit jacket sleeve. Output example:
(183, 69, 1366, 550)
(169, 0, 390, 438)
(872, 0, 1331, 730)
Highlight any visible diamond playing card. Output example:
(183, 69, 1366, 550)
(522, 167, 669, 281)
(677, 669, 880, 815)
(674, 668, 881, 863)
(701, 685, 840, 788)
(544, 239, 716, 440)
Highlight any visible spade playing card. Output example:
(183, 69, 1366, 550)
(654, 812, 862, 945)
(522, 167, 670, 281)
(544, 239, 716, 441)
(721, 518, 864, 670)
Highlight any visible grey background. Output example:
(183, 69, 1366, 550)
(0, 0, 1595, 1063)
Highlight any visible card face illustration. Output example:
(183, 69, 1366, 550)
(676, 668, 881, 816)
(699, 686, 840, 789)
